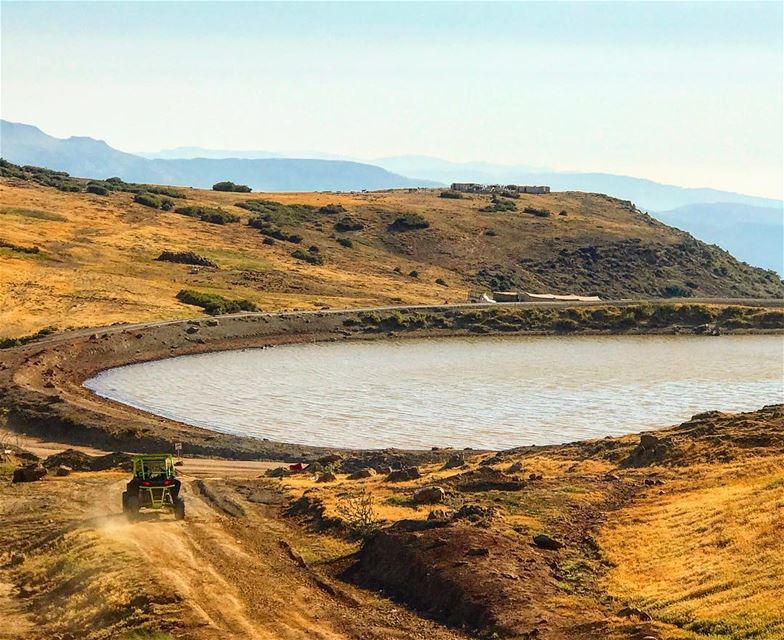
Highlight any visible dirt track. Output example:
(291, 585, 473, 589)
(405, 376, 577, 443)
(0, 460, 469, 640)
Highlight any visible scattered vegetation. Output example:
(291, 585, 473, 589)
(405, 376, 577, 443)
(439, 190, 463, 199)
(481, 195, 517, 213)
(0, 326, 57, 349)
(248, 218, 302, 243)
(334, 216, 364, 232)
(0, 160, 186, 198)
(435, 278, 448, 287)
(236, 199, 315, 225)
(175, 206, 239, 225)
(175, 289, 258, 315)
(389, 212, 429, 231)
(134, 193, 174, 211)
(524, 206, 552, 217)
(212, 181, 251, 193)
(155, 251, 218, 268)
(0, 239, 40, 254)
(336, 237, 353, 248)
(291, 247, 325, 265)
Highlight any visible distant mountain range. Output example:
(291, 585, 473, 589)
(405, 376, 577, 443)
(0, 121, 436, 192)
(2, 120, 781, 273)
(653, 203, 783, 275)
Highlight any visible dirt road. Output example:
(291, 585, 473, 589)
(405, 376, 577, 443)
(0, 453, 469, 640)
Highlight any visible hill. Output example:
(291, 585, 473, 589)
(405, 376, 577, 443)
(0, 120, 436, 191)
(653, 202, 784, 275)
(0, 160, 782, 338)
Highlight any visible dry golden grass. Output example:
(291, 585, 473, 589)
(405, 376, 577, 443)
(0, 179, 696, 338)
(600, 457, 784, 639)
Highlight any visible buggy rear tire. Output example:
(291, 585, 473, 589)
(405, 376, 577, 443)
(174, 498, 185, 521)
(126, 494, 140, 520)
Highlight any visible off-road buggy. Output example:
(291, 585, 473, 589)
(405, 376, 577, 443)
(122, 454, 185, 520)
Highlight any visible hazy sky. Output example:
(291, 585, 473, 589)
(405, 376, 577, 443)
(2, 1, 782, 198)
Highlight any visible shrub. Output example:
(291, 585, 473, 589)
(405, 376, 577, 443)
(334, 216, 364, 232)
(291, 248, 324, 265)
(318, 203, 347, 215)
(105, 176, 124, 184)
(481, 196, 517, 213)
(155, 251, 218, 268)
(85, 184, 110, 196)
(524, 206, 551, 217)
(176, 289, 258, 315)
(484, 229, 497, 236)
(237, 199, 314, 225)
(559, 210, 568, 216)
(435, 278, 448, 287)
(335, 490, 380, 540)
(0, 326, 56, 350)
(337, 237, 353, 248)
(439, 190, 463, 199)
(660, 284, 694, 298)
(409, 270, 419, 278)
(160, 198, 174, 211)
(0, 239, 40, 254)
(144, 186, 185, 199)
(389, 212, 429, 231)
(248, 218, 302, 243)
(175, 206, 239, 225)
(134, 192, 162, 209)
(262, 237, 275, 246)
(213, 181, 251, 193)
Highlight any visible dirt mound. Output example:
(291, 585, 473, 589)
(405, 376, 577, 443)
(445, 466, 525, 492)
(43, 448, 93, 471)
(345, 523, 591, 637)
(43, 449, 133, 472)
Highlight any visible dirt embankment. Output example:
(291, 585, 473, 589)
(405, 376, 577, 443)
(1, 301, 782, 461)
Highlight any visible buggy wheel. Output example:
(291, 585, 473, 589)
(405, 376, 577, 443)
(174, 498, 185, 521)
(126, 494, 140, 520)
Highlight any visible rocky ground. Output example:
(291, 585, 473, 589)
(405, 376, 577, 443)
(1, 405, 782, 640)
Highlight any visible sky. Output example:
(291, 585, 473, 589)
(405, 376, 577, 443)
(1, 1, 783, 198)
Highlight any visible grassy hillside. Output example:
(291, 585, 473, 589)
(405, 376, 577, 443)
(1, 161, 782, 338)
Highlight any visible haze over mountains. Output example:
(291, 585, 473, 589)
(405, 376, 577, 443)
(2, 119, 781, 274)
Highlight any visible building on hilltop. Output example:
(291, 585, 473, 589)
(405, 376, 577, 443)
(450, 182, 550, 194)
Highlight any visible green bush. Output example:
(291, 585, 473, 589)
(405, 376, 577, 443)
(660, 284, 693, 298)
(248, 218, 302, 243)
(439, 190, 463, 199)
(389, 212, 429, 231)
(0, 239, 40, 254)
(262, 237, 275, 246)
(155, 251, 218, 268)
(213, 181, 251, 193)
(481, 196, 517, 213)
(85, 184, 110, 196)
(523, 206, 551, 217)
(0, 326, 56, 350)
(292, 248, 324, 265)
(176, 289, 258, 315)
(175, 206, 239, 224)
(236, 199, 314, 225)
(334, 216, 364, 232)
(435, 278, 448, 287)
(134, 193, 162, 209)
(337, 237, 353, 248)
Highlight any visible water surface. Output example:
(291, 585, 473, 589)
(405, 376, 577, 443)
(85, 335, 784, 450)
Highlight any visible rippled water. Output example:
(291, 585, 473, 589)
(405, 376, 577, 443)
(85, 335, 784, 450)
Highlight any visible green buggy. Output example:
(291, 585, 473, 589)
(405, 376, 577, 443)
(122, 454, 185, 520)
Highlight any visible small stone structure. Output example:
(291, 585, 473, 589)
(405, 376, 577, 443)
(450, 183, 550, 194)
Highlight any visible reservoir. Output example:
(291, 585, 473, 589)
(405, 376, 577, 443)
(85, 335, 784, 450)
